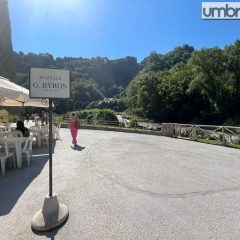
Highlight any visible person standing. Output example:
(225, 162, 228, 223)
(68, 113, 79, 147)
(16, 120, 30, 137)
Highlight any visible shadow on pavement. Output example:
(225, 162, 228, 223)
(0, 142, 56, 216)
(71, 144, 85, 151)
(32, 215, 69, 239)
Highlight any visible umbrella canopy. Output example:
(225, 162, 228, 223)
(0, 76, 48, 107)
(0, 76, 28, 103)
(0, 97, 49, 107)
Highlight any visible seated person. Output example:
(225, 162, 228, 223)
(16, 120, 30, 137)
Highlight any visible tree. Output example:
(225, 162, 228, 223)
(189, 48, 232, 117)
(141, 45, 194, 73)
(71, 79, 103, 104)
(110, 56, 139, 87)
(14, 52, 141, 99)
(224, 40, 240, 115)
(126, 71, 160, 119)
(141, 51, 164, 72)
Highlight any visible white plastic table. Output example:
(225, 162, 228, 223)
(0, 137, 26, 168)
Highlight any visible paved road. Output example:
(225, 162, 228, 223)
(0, 129, 240, 239)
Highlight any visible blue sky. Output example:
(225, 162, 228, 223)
(8, 0, 240, 62)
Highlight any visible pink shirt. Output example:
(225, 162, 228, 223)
(68, 118, 77, 130)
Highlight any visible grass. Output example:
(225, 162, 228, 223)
(194, 138, 240, 149)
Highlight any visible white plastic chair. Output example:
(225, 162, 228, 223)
(29, 126, 38, 138)
(30, 125, 43, 147)
(21, 136, 33, 166)
(0, 132, 9, 138)
(41, 125, 49, 145)
(52, 125, 57, 140)
(0, 125, 7, 132)
(6, 131, 23, 154)
(10, 130, 23, 137)
(55, 124, 61, 140)
(29, 126, 40, 131)
(0, 142, 15, 175)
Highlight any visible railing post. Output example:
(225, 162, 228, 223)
(222, 126, 225, 145)
(192, 125, 197, 139)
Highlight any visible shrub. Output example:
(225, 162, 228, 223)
(95, 109, 118, 122)
(130, 116, 139, 128)
(77, 109, 118, 125)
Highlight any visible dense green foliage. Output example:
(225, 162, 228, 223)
(94, 109, 118, 122)
(87, 98, 126, 112)
(13, 41, 240, 124)
(125, 41, 240, 124)
(141, 45, 194, 72)
(77, 109, 118, 123)
(0, 0, 15, 80)
(13, 52, 140, 113)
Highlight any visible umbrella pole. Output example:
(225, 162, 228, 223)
(21, 102, 24, 121)
(17, 102, 24, 121)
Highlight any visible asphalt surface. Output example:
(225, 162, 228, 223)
(0, 129, 240, 240)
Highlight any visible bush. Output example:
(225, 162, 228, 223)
(77, 109, 118, 125)
(94, 109, 118, 123)
(130, 116, 139, 128)
(77, 109, 97, 121)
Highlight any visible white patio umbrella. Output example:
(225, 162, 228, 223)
(0, 76, 48, 107)
(0, 97, 49, 107)
(0, 76, 28, 103)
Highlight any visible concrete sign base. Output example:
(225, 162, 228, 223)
(31, 194, 69, 231)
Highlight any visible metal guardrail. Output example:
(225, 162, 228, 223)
(80, 119, 162, 130)
(54, 115, 240, 145)
(162, 123, 240, 145)
(80, 119, 129, 128)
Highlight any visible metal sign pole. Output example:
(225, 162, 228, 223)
(32, 97, 68, 231)
(31, 67, 69, 232)
(49, 98, 53, 197)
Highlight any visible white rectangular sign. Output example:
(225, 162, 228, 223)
(202, 2, 240, 19)
(30, 68, 70, 98)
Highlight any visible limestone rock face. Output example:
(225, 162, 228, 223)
(0, 0, 16, 81)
